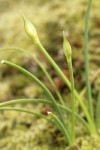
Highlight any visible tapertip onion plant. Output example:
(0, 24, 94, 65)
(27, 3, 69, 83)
(21, 11, 96, 134)
(0, 0, 99, 146)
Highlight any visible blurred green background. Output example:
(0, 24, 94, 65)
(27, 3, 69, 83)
(0, 0, 100, 149)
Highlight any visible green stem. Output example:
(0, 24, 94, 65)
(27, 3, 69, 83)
(0, 47, 65, 106)
(84, 0, 94, 120)
(1, 46, 95, 133)
(35, 58, 65, 106)
(0, 107, 50, 121)
(0, 106, 72, 145)
(48, 112, 72, 145)
(21, 13, 96, 133)
(68, 61, 75, 143)
(1, 60, 68, 134)
(0, 99, 49, 107)
(36, 42, 96, 134)
(0, 99, 90, 132)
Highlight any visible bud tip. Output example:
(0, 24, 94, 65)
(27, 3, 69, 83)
(1, 60, 5, 64)
(47, 111, 51, 115)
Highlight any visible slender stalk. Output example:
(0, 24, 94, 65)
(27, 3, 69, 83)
(0, 98, 90, 132)
(0, 47, 65, 106)
(1, 60, 54, 102)
(48, 112, 72, 145)
(37, 42, 96, 133)
(0, 99, 50, 107)
(1, 60, 69, 136)
(34, 58, 65, 106)
(63, 33, 75, 143)
(0, 51, 96, 133)
(68, 61, 75, 143)
(84, 0, 94, 120)
(0, 107, 50, 121)
(61, 105, 90, 132)
(0, 47, 93, 129)
(0, 106, 72, 145)
(37, 42, 71, 89)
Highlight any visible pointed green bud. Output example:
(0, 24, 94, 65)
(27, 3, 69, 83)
(63, 31, 72, 63)
(21, 11, 40, 44)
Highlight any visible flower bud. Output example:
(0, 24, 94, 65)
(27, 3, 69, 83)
(63, 31, 72, 63)
(21, 11, 40, 44)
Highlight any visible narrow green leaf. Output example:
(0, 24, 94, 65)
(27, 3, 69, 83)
(1, 60, 66, 127)
(21, 14, 95, 130)
(0, 98, 90, 131)
(84, 0, 94, 121)
(48, 111, 72, 145)
(0, 107, 50, 121)
(0, 47, 65, 106)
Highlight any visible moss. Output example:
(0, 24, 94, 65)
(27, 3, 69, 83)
(0, 81, 10, 101)
(77, 135, 100, 150)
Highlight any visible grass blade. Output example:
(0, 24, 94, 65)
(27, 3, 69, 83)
(0, 46, 95, 131)
(0, 107, 50, 121)
(1, 60, 67, 131)
(38, 40, 96, 133)
(0, 98, 89, 131)
(48, 111, 72, 145)
(21, 13, 96, 132)
(84, 0, 94, 120)
(0, 47, 65, 106)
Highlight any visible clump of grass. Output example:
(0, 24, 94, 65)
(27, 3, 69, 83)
(0, 0, 99, 148)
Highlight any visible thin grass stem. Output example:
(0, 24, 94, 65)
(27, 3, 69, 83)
(1, 60, 70, 136)
(68, 61, 75, 143)
(84, 0, 94, 121)
(0, 107, 50, 121)
(0, 49, 96, 133)
(0, 98, 90, 132)
(48, 112, 72, 145)
(0, 47, 65, 106)
(0, 46, 95, 133)
(22, 13, 96, 133)
(37, 42, 96, 133)
(0, 106, 71, 145)
(63, 32, 75, 143)
(1, 60, 62, 120)
(34, 57, 65, 106)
